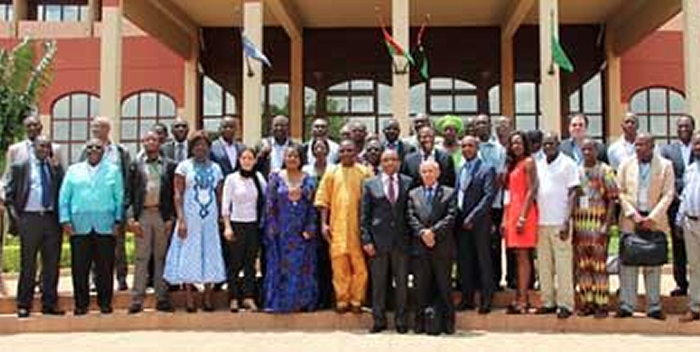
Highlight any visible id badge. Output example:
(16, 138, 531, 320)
(503, 190, 511, 206)
(579, 196, 590, 209)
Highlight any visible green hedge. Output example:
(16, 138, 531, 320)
(2, 234, 136, 274)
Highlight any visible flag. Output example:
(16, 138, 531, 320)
(413, 17, 429, 81)
(550, 11, 573, 73)
(380, 17, 414, 66)
(242, 33, 272, 67)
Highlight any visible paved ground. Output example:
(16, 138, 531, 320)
(1, 331, 699, 352)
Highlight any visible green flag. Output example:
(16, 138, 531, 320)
(550, 11, 573, 73)
(414, 18, 429, 81)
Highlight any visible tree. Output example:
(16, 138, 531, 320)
(0, 38, 57, 171)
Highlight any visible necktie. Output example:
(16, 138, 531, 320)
(387, 175, 397, 203)
(425, 187, 434, 213)
(176, 143, 185, 161)
(40, 161, 52, 209)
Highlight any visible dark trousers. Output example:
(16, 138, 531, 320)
(316, 238, 334, 309)
(457, 225, 494, 306)
(17, 213, 62, 310)
(413, 253, 455, 330)
(669, 202, 689, 290)
(227, 221, 260, 300)
(71, 233, 115, 310)
(490, 209, 504, 288)
(369, 248, 408, 326)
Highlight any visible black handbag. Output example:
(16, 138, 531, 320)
(424, 306, 442, 336)
(619, 230, 668, 266)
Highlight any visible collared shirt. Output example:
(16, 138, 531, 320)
(87, 162, 100, 178)
(638, 162, 652, 212)
(221, 171, 266, 222)
(457, 157, 478, 210)
(174, 141, 188, 162)
(270, 139, 288, 172)
(608, 136, 636, 171)
(24, 139, 36, 162)
(536, 153, 580, 225)
(103, 142, 121, 167)
(219, 137, 238, 170)
(143, 156, 163, 208)
(681, 142, 693, 167)
(571, 142, 584, 165)
(24, 159, 51, 212)
(533, 149, 546, 162)
(420, 148, 436, 162)
(382, 172, 399, 201)
(478, 136, 506, 208)
(679, 162, 700, 219)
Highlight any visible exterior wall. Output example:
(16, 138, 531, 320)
(621, 30, 684, 101)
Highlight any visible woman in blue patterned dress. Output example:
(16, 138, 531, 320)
(164, 131, 226, 312)
(263, 146, 319, 312)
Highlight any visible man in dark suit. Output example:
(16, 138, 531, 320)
(401, 126, 455, 189)
(4, 136, 65, 318)
(256, 115, 297, 177)
(210, 116, 246, 177)
(559, 113, 607, 165)
(361, 149, 412, 334)
(161, 118, 190, 163)
(127, 131, 177, 314)
(407, 160, 457, 335)
(382, 118, 415, 160)
(662, 115, 696, 296)
(455, 136, 497, 314)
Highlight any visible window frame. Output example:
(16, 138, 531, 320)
(120, 90, 177, 155)
(629, 86, 686, 145)
(50, 92, 100, 163)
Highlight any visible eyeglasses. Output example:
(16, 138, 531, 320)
(86, 145, 103, 151)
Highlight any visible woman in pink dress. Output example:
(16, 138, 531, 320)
(503, 131, 539, 314)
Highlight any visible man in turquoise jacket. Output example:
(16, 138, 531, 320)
(59, 138, 124, 315)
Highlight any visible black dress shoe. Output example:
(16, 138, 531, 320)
(443, 323, 456, 335)
(679, 311, 700, 323)
(414, 318, 425, 334)
(557, 307, 572, 319)
(456, 300, 475, 312)
(118, 280, 128, 291)
(615, 309, 633, 318)
(670, 287, 688, 297)
(74, 308, 88, 316)
(128, 304, 143, 314)
(535, 306, 557, 315)
(17, 308, 30, 318)
(478, 306, 491, 315)
(647, 310, 666, 321)
(100, 306, 113, 314)
(369, 324, 387, 334)
(42, 307, 66, 316)
(396, 325, 408, 334)
(156, 301, 175, 313)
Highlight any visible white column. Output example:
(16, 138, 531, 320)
(539, 0, 561, 134)
(392, 0, 410, 137)
(684, 0, 700, 119)
(500, 35, 515, 118)
(100, 1, 123, 142)
(182, 47, 200, 130)
(242, 0, 263, 145)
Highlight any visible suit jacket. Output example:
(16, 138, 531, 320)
(383, 140, 416, 161)
(661, 141, 690, 196)
(401, 149, 456, 189)
(617, 155, 675, 235)
(210, 138, 246, 176)
(456, 159, 497, 231)
(79, 142, 131, 209)
(360, 174, 412, 253)
(161, 139, 188, 162)
(560, 138, 608, 164)
(4, 159, 64, 223)
(407, 185, 456, 256)
(127, 156, 177, 222)
(255, 137, 298, 177)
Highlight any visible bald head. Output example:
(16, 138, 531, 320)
(634, 133, 655, 163)
(91, 116, 112, 141)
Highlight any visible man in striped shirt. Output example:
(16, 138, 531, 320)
(679, 131, 700, 323)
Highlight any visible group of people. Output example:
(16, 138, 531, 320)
(0, 109, 699, 336)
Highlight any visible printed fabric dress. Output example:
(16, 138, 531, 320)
(263, 172, 318, 312)
(572, 162, 619, 307)
(164, 159, 226, 284)
(503, 158, 539, 248)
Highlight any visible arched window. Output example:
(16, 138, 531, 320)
(515, 82, 541, 131)
(411, 77, 479, 125)
(326, 79, 391, 133)
(121, 90, 177, 155)
(629, 87, 686, 144)
(202, 76, 237, 133)
(488, 85, 500, 116)
(569, 73, 605, 141)
(51, 92, 100, 163)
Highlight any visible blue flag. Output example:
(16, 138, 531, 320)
(242, 33, 271, 67)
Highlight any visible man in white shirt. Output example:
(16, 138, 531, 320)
(534, 132, 580, 319)
(304, 118, 339, 165)
(607, 112, 638, 171)
(679, 131, 700, 322)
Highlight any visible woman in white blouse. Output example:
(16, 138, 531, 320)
(221, 148, 267, 312)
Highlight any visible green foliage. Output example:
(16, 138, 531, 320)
(0, 38, 57, 153)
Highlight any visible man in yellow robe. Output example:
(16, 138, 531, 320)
(316, 139, 373, 314)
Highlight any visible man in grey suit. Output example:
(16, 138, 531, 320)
(455, 136, 497, 314)
(661, 115, 696, 296)
(210, 116, 246, 177)
(4, 136, 65, 318)
(408, 160, 457, 335)
(559, 113, 607, 165)
(361, 149, 412, 334)
(161, 118, 189, 163)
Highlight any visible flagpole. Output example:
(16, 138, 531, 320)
(548, 10, 555, 76)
